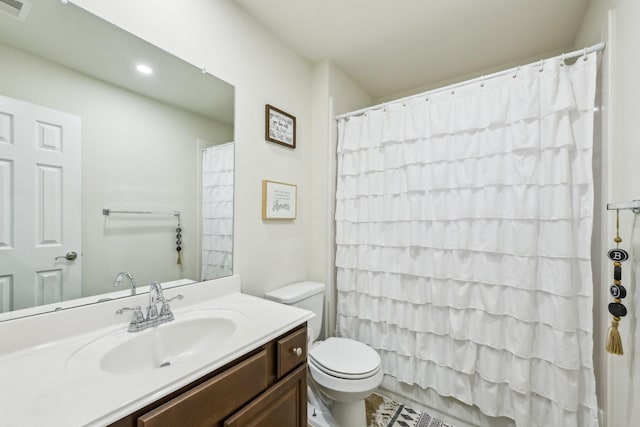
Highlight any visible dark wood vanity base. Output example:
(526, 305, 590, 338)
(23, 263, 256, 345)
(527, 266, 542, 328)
(109, 323, 307, 427)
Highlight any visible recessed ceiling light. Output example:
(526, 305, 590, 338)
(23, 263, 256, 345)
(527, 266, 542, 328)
(136, 64, 153, 75)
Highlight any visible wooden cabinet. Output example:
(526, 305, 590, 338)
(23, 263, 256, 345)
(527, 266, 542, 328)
(224, 365, 306, 427)
(109, 324, 307, 427)
(138, 351, 269, 427)
(276, 326, 307, 380)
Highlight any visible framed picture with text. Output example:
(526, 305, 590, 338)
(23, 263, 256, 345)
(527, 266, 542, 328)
(265, 104, 296, 148)
(262, 180, 297, 220)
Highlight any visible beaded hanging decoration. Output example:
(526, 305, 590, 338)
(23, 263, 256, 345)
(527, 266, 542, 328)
(176, 215, 183, 266)
(606, 209, 628, 355)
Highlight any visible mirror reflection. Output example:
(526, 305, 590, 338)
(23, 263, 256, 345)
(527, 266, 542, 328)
(0, 0, 235, 317)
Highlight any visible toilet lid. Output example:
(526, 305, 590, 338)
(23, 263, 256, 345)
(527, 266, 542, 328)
(309, 337, 381, 379)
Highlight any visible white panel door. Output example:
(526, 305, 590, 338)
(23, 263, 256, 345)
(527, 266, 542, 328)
(0, 94, 81, 312)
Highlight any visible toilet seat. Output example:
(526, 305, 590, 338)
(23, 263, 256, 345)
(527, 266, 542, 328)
(309, 337, 381, 380)
(308, 358, 384, 399)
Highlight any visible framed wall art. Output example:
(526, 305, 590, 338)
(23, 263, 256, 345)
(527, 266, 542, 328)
(262, 180, 297, 220)
(265, 104, 296, 148)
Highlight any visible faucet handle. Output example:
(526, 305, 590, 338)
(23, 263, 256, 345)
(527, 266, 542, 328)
(116, 305, 142, 316)
(159, 295, 184, 320)
(116, 305, 145, 330)
(165, 294, 184, 304)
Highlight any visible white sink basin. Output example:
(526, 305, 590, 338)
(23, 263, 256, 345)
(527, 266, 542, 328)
(66, 309, 247, 375)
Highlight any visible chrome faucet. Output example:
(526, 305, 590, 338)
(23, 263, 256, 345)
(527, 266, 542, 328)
(113, 272, 137, 296)
(117, 281, 183, 332)
(147, 281, 162, 320)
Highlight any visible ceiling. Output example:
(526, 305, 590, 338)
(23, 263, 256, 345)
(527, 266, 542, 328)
(234, 0, 592, 100)
(0, 0, 234, 125)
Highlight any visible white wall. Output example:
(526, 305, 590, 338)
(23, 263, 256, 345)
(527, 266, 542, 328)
(71, 0, 314, 298)
(574, 1, 640, 426)
(310, 60, 372, 337)
(0, 42, 232, 298)
(309, 61, 373, 285)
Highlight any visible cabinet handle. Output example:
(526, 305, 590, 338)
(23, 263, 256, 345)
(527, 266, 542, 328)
(291, 347, 303, 356)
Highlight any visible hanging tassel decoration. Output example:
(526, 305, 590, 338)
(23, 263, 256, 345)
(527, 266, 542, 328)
(176, 215, 183, 266)
(607, 209, 629, 355)
(607, 317, 624, 355)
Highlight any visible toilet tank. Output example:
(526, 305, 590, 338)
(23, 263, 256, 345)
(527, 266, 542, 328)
(264, 281, 324, 342)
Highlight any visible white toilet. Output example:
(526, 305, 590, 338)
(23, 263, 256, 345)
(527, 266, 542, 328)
(265, 281, 383, 427)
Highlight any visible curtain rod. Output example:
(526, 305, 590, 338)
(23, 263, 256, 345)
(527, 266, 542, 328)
(336, 42, 605, 121)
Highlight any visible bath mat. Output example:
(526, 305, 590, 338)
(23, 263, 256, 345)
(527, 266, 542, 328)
(366, 393, 455, 427)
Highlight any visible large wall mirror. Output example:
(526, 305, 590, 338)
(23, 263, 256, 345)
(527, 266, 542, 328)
(0, 0, 235, 319)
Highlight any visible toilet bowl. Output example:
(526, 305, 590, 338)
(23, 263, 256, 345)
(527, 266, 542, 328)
(309, 337, 383, 426)
(264, 282, 383, 427)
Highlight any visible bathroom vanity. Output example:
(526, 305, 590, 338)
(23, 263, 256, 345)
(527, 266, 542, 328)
(0, 275, 313, 426)
(112, 324, 308, 426)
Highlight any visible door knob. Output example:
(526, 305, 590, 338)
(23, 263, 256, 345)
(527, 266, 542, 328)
(55, 251, 78, 261)
(291, 347, 303, 356)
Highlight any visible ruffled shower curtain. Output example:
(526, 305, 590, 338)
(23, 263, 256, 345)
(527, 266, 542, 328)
(335, 53, 598, 427)
(201, 142, 234, 280)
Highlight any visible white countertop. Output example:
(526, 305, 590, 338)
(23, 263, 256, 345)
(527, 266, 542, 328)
(0, 275, 313, 426)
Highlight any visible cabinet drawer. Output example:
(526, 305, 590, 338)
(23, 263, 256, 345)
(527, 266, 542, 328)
(276, 326, 307, 379)
(224, 364, 307, 427)
(138, 350, 269, 427)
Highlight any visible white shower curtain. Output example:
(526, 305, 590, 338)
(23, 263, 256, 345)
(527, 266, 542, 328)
(201, 142, 234, 280)
(336, 53, 598, 427)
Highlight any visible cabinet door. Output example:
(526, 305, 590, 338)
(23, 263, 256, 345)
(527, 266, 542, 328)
(276, 326, 306, 379)
(138, 350, 269, 427)
(224, 364, 306, 427)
